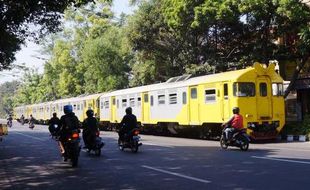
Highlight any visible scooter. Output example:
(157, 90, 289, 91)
(63, 129, 81, 167)
(118, 128, 142, 153)
(84, 131, 105, 156)
(29, 121, 35, 130)
(220, 128, 250, 151)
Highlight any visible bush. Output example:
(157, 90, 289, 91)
(282, 115, 310, 135)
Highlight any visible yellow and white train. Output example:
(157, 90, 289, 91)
(14, 63, 285, 140)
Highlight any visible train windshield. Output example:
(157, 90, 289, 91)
(233, 82, 255, 97)
(272, 83, 284, 96)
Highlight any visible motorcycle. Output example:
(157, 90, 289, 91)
(84, 131, 105, 156)
(63, 129, 81, 167)
(118, 128, 142, 153)
(7, 120, 12, 128)
(220, 128, 250, 151)
(29, 121, 35, 129)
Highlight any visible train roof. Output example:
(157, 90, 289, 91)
(99, 63, 282, 97)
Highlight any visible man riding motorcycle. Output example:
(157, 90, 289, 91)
(48, 112, 60, 136)
(222, 107, 244, 142)
(82, 109, 100, 149)
(118, 107, 137, 142)
(58, 105, 80, 161)
(7, 114, 13, 127)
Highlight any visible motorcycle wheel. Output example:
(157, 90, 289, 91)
(118, 139, 124, 151)
(71, 156, 79, 167)
(95, 149, 101, 156)
(131, 141, 139, 153)
(220, 136, 228, 149)
(239, 137, 249, 151)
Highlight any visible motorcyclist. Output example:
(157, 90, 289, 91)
(82, 109, 100, 149)
(29, 114, 35, 128)
(7, 114, 13, 127)
(20, 114, 25, 125)
(58, 105, 80, 161)
(48, 112, 60, 136)
(118, 107, 137, 142)
(222, 107, 244, 142)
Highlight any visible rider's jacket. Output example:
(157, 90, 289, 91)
(120, 114, 137, 133)
(59, 112, 80, 137)
(231, 114, 244, 129)
(82, 117, 99, 135)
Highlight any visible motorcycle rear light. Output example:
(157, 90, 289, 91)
(133, 130, 139, 135)
(72, 133, 79, 138)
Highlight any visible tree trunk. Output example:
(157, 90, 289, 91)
(284, 54, 310, 99)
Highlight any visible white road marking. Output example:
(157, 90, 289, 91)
(143, 142, 175, 148)
(141, 165, 211, 184)
(12, 131, 46, 141)
(252, 156, 310, 165)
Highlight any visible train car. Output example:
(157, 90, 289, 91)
(99, 63, 285, 139)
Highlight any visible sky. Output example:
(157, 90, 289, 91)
(0, 0, 134, 84)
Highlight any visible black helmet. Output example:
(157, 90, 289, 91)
(53, 112, 57, 117)
(125, 107, 132, 114)
(232, 107, 240, 114)
(86, 109, 94, 117)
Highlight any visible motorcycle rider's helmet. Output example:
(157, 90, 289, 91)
(53, 112, 57, 117)
(125, 107, 132, 114)
(86, 109, 94, 117)
(64, 105, 73, 114)
(232, 107, 240, 114)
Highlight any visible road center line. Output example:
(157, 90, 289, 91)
(12, 131, 46, 141)
(141, 165, 211, 184)
(252, 156, 310, 165)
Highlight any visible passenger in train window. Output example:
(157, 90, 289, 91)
(222, 107, 244, 142)
(118, 107, 137, 142)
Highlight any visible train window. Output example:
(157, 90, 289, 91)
(233, 83, 255, 97)
(169, 94, 177, 104)
(137, 97, 141, 107)
(122, 99, 127, 108)
(182, 92, 187, 104)
(112, 98, 116, 105)
(77, 104, 80, 110)
(84, 101, 86, 108)
(117, 99, 119, 108)
(205, 89, 216, 103)
(260, 83, 267, 97)
(144, 94, 149, 102)
(74, 104, 77, 110)
(104, 101, 109, 109)
(158, 95, 165, 105)
(150, 96, 154, 106)
(191, 88, 197, 99)
(130, 98, 135, 107)
(224, 84, 228, 99)
(101, 101, 104, 109)
(272, 83, 284, 96)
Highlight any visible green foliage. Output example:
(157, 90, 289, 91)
(0, 0, 95, 70)
(0, 81, 20, 117)
(283, 115, 310, 135)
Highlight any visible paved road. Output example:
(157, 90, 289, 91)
(1, 120, 310, 190)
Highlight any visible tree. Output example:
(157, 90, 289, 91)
(0, 81, 20, 117)
(0, 0, 100, 70)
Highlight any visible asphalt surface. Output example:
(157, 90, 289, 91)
(1, 120, 310, 190)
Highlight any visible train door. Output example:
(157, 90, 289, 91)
(189, 86, 199, 124)
(142, 92, 150, 123)
(111, 96, 116, 122)
(256, 77, 272, 119)
(222, 83, 230, 121)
